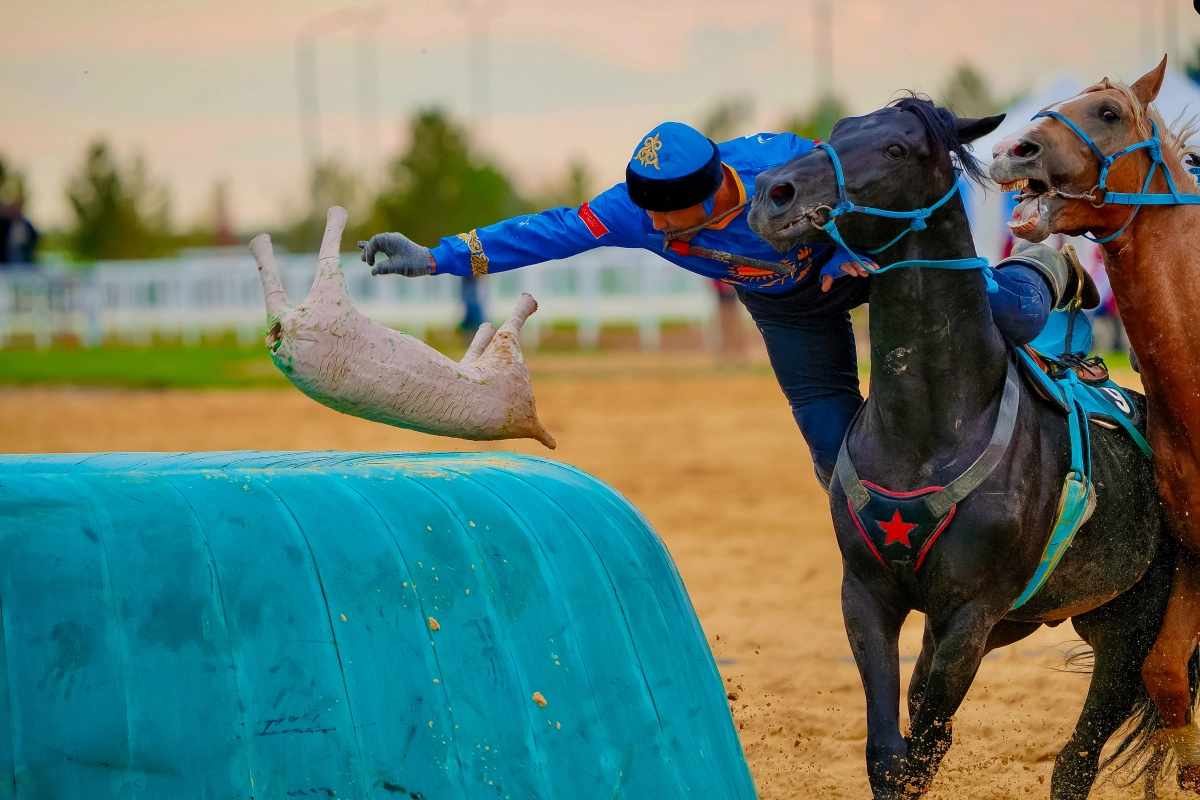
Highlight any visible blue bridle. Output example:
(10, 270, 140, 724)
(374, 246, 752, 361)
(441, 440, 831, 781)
(813, 142, 996, 291)
(1031, 110, 1200, 243)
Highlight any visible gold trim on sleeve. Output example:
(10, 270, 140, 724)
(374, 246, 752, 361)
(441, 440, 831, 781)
(456, 230, 490, 275)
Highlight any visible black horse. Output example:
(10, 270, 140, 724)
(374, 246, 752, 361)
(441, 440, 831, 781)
(747, 97, 1191, 799)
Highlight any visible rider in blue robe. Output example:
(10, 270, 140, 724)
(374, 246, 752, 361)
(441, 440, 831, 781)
(361, 122, 1062, 484)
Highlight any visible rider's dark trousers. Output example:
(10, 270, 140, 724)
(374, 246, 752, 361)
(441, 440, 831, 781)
(738, 264, 1052, 483)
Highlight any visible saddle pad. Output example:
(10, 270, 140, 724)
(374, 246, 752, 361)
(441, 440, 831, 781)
(1029, 308, 1094, 357)
(847, 481, 957, 573)
(1016, 348, 1146, 452)
(1076, 381, 1141, 429)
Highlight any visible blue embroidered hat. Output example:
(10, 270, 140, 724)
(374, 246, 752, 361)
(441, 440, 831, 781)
(625, 122, 723, 212)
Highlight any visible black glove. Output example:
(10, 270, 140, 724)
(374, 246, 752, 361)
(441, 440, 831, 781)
(359, 233, 433, 277)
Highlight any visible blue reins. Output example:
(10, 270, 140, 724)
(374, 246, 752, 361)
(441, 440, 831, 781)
(813, 142, 996, 291)
(1032, 110, 1200, 243)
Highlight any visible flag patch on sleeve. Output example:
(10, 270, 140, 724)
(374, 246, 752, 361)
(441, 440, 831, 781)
(578, 202, 609, 238)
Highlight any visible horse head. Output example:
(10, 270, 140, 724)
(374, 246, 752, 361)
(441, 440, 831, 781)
(747, 97, 1002, 260)
(990, 57, 1198, 243)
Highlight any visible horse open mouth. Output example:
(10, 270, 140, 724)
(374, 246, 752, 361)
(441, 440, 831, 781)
(1000, 177, 1054, 237)
(774, 212, 819, 238)
(749, 206, 824, 251)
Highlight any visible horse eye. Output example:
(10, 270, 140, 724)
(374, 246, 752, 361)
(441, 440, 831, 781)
(886, 145, 905, 159)
(1100, 109, 1119, 123)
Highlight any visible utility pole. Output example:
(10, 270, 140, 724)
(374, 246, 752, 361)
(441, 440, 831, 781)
(296, 34, 321, 163)
(1139, 0, 1153, 67)
(356, 6, 388, 173)
(453, 0, 505, 130)
(813, 0, 833, 100)
(295, 8, 360, 164)
(1165, 0, 1179, 68)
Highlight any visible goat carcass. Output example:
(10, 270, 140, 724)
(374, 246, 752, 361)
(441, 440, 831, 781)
(249, 206, 555, 448)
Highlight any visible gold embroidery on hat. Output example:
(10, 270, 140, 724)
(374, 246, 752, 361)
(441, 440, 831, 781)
(456, 229, 489, 275)
(636, 133, 663, 170)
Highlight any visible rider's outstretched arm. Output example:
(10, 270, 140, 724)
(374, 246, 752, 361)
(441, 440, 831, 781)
(361, 186, 639, 278)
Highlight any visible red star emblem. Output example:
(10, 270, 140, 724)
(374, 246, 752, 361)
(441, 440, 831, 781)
(878, 510, 917, 547)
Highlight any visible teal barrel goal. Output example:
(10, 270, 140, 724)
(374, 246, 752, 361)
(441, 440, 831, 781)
(0, 452, 754, 799)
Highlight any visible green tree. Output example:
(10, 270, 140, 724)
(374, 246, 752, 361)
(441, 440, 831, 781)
(66, 140, 172, 260)
(940, 62, 1002, 118)
(367, 110, 531, 247)
(783, 95, 849, 141)
(535, 158, 594, 211)
(1186, 43, 1200, 85)
(700, 95, 754, 142)
(172, 180, 241, 251)
(0, 154, 29, 209)
(280, 157, 365, 253)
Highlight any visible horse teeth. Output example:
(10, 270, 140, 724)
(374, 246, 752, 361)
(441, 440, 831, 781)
(1000, 178, 1030, 192)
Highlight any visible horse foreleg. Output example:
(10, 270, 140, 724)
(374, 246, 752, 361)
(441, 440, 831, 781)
(907, 619, 936, 724)
(902, 603, 998, 796)
(1144, 548, 1200, 791)
(842, 570, 908, 799)
(1144, 548, 1200, 726)
(906, 619, 1038, 727)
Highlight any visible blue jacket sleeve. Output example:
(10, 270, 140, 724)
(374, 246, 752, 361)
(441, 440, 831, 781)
(760, 131, 815, 162)
(428, 185, 641, 276)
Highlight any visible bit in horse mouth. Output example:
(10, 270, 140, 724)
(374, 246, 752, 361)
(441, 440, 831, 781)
(771, 204, 834, 238)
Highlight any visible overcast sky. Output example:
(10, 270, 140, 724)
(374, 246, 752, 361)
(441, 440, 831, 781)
(3, 0, 1198, 230)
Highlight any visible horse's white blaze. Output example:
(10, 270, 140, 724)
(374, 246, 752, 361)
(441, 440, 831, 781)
(249, 206, 556, 448)
(991, 119, 1047, 162)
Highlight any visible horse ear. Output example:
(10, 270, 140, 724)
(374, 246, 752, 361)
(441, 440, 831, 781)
(1131, 56, 1167, 107)
(956, 114, 1006, 144)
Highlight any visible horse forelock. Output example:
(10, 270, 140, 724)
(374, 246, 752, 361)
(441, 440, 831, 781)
(889, 94, 988, 186)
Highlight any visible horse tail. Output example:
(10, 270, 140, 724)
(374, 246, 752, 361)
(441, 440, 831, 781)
(1100, 647, 1200, 788)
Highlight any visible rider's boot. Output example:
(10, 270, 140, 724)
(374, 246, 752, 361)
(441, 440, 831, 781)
(997, 239, 1100, 311)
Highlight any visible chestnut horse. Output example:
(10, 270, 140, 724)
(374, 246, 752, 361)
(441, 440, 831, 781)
(990, 57, 1200, 789)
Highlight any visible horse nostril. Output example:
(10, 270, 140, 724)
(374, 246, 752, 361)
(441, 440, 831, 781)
(769, 182, 795, 207)
(1012, 140, 1040, 159)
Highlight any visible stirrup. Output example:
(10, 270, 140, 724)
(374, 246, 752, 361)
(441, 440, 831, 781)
(1048, 352, 1110, 386)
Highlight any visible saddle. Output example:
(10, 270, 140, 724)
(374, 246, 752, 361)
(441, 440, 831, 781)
(1018, 310, 1148, 455)
(837, 309, 1150, 609)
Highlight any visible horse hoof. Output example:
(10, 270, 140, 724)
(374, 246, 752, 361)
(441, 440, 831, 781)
(1178, 764, 1200, 793)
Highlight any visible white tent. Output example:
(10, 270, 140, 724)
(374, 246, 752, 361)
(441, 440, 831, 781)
(965, 75, 1082, 264)
(971, 75, 1084, 170)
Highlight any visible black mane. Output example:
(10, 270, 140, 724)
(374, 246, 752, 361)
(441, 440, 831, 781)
(891, 95, 987, 185)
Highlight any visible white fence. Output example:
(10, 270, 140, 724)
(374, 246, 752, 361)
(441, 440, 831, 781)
(0, 248, 721, 350)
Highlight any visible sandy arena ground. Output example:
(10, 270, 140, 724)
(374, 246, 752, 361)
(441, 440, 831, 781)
(0, 353, 1177, 798)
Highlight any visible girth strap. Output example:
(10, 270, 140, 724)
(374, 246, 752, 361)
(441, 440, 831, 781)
(836, 358, 1021, 518)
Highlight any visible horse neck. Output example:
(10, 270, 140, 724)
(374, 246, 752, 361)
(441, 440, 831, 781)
(863, 199, 1009, 464)
(1100, 199, 1200, 399)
